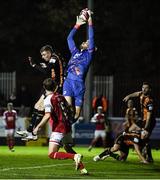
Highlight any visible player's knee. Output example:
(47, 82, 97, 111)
(112, 144, 119, 151)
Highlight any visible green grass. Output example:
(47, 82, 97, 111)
(0, 146, 160, 179)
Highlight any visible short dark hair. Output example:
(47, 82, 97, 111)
(43, 78, 57, 91)
(143, 82, 151, 89)
(40, 45, 53, 53)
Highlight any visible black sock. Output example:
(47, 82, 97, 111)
(110, 152, 120, 160)
(27, 109, 44, 132)
(146, 144, 153, 162)
(64, 144, 76, 154)
(99, 149, 110, 158)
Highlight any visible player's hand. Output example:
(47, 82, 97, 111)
(33, 127, 38, 135)
(87, 9, 93, 22)
(141, 160, 149, 164)
(87, 9, 93, 16)
(123, 95, 130, 102)
(28, 56, 36, 67)
(100, 119, 105, 123)
(40, 63, 47, 68)
(141, 130, 149, 139)
(76, 16, 86, 26)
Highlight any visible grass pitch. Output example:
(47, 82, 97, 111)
(0, 146, 160, 179)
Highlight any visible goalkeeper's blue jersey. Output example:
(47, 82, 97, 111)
(66, 25, 94, 82)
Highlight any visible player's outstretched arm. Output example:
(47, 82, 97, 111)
(143, 111, 152, 134)
(88, 13, 94, 53)
(33, 113, 50, 135)
(28, 56, 36, 67)
(123, 91, 142, 102)
(133, 143, 148, 164)
(28, 56, 55, 75)
(67, 16, 86, 53)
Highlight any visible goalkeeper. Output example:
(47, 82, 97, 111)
(63, 9, 95, 123)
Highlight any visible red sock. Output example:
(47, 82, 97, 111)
(78, 161, 85, 170)
(10, 139, 14, 149)
(8, 138, 12, 149)
(49, 152, 75, 160)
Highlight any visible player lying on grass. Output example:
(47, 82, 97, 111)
(33, 78, 88, 175)
(123, 82, 156, 162)
(93, 100, 149, 164)
(93, 129, 149, 164)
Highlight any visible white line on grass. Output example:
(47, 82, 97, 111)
(0, 163, 72, 172)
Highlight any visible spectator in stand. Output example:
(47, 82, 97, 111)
(92, 94, 108, 114)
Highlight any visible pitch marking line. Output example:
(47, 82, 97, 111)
(0, 163, 72, 172)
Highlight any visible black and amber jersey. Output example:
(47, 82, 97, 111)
(139, 92, 156, 132)
(139, 93, 154, 121)
(34, 53, 63, 90)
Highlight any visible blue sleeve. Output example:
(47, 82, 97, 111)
(67, 27, 78, 54)
(88, 25, 94, 53)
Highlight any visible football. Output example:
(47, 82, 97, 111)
(79, 8, 90, 21)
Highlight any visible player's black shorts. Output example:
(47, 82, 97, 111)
(115, 133, 129, 156)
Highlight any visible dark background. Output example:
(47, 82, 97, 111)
(0, 0, 159, 116)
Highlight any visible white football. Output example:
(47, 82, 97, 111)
(79, 8, 89, 21)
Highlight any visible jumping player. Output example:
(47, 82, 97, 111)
(63, 10, 94, 122)
(88, 106, 106, 151)
(17, 45, 63, 140)
(3, 103, 18, 152)
(123, 82, 156, 162)
(33, 78, 88, 175)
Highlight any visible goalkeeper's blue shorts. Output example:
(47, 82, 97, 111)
(63, 78, 85, 107)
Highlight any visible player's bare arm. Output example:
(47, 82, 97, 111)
(88, 11, 93, 25)
(142, 111, 152, 138)
(123, 91, 142, 102)
(33, 113, 50, 134)
(133, 144, 148, 164)
(28, 56, 36, 67)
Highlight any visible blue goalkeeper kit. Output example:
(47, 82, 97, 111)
(63, 24, 94, 106)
